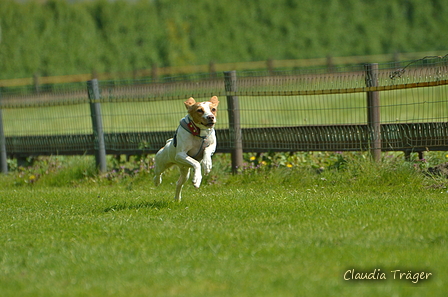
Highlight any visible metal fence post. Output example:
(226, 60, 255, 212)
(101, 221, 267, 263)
(224, 71, 243, 173)
(0, 102, 7, 174)
(87, 79, 107, 172)
(365, 63, 381, 162)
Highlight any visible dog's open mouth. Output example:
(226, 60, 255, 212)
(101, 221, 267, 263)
(204, 122, 215, 128)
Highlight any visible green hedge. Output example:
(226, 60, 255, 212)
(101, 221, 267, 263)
(1, 0, 447, 79)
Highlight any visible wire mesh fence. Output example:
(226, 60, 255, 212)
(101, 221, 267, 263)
(0, 56, 447, 170)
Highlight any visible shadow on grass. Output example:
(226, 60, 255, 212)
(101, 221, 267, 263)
(104, 200, 171, 212)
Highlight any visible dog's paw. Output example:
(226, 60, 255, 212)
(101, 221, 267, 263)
(192, 173, 202, 188)
(202, 159, 213, 175)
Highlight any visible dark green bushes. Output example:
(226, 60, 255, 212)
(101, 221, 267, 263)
(1, 0, 447, 79)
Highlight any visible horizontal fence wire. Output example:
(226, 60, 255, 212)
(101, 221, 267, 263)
(0, 83, 95, 154)
(0, 56, 447, 156)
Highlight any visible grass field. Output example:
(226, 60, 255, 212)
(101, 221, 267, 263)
(0, 152, 447, 296)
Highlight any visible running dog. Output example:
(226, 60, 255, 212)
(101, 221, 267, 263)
(153, 96, 219, 201)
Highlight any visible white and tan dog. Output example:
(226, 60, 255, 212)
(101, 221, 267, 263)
(154, 96, 219, 201)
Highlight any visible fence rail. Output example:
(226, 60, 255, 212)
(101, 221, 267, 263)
(0, 56, 447, 173)
(1, 50, 447, 88)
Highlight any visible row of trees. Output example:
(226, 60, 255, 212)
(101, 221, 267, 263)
(1, 0, 447, 79)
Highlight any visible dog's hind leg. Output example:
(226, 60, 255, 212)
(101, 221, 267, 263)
(153, 164, 163, 186)
(153, 173, 162, 187)
(153, 160, 172, 187)
(175, 167, 190, 202)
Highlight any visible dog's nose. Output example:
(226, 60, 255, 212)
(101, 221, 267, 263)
(207, 115, 215, 121)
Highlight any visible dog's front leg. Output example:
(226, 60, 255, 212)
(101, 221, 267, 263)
(175, 152, 202, 188)
(201, 150, 214, 175)
(201, 140, 216, 175)
(201, 157, 212, 175)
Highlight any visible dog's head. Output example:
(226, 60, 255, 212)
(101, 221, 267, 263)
(184, 96, 219, 129)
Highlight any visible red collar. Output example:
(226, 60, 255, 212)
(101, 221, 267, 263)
(186, 121, 200, 136)
(180, 118, 201, 137)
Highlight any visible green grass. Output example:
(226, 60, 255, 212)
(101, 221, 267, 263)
(0, 152, 447, 296)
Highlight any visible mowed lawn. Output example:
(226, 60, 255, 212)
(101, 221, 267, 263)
(0, 161, 447, 297)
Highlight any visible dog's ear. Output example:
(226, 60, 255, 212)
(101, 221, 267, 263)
(184, 97, 196, 109)
(209, 96, 219, 107)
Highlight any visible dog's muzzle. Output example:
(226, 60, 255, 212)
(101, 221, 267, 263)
(203, 115, 215, 127)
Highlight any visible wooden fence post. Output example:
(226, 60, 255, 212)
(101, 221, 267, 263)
(87, 79, 107, 172)
(151, 64, 159, 81)
(209, 61, 217, 78)
(365, 63, 381, 162)
(224, 70, 243, 174)
(0, 97, 7, 174)
(33, 73, 40, 94)
(267, 59, 274, 75)
(326, 55, 335, 72)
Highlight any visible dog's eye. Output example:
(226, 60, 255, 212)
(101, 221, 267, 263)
(211, 108, 216, 112)
(197, 109, 204, 114)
